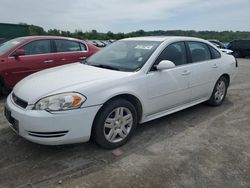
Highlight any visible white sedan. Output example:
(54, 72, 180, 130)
(5, 37, 238, 149)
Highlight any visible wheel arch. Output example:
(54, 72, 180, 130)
(91, 93, 143, 137)
(220, 73, 230, 86)
(99, 93, 143, 122)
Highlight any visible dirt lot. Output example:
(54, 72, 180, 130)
(0, 59, 250, 188)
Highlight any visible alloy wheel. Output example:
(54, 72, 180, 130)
(214, 80, 226, 103)
(104, 107, 133, 143)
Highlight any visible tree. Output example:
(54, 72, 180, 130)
(61, 31, 72, 37)
(16, 23, 250, 42)
(29, 25, 46, 35)
(47, 29, 61, 36)
(115, 32, 125, 39)
(136, 29, 145, 36)
(107, 31, 115, 39)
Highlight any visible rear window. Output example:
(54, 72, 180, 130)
(0, 38, 26, 55)
(209, 46, 221, 59)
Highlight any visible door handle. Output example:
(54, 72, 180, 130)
(61, 58, 67, 61)
(182, 70, 191, 76)
(212, 64, 218, 68)
(44, 60, 53, 63)
(79, 56, 87, 60)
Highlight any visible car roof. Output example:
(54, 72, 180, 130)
(16, 36, 84, 42)
(122, 36, 206, 42)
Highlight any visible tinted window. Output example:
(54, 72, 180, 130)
(21, 40, 51, 55)
(155, 42, 187, 66)
(188, 42, 211, 62)
(209, 46, 221, 59)
(80, 43, 87, 51)
(55, 40, 81, 52)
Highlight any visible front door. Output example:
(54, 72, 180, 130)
(145, 42, 191, 116)
(6, 39, 54, 87)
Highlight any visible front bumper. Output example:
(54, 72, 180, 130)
(5, 94, 102, 145)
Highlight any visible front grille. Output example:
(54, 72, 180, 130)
(12, 93, 28, 109)
(28, 131, 69, 138)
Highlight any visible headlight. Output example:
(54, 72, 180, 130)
(34, 93, 86, 111)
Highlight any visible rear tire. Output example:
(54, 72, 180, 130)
(92, 98, 138, 149)
(207, 77, 228, 106)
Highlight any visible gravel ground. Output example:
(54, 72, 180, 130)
(0, 59, 249, 188)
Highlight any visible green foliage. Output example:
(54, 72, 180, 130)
(8, 23, 250, 42)
(29, 25, 46, 35)
(106, 31, 115, 39)
(47, 29, 61, 36)
(43, 29, 250, 42)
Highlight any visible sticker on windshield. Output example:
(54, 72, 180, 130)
(137, 57, 143, 62)
(135, 45, 153, 50)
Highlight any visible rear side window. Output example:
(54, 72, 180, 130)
(155, 42, 187, 66)
(55, 40, 81, 52)
(80, 43, 87, 51)
(188, 42, 211, 63)
(209, 46, 221, 59)
(21, 40, 51, 55)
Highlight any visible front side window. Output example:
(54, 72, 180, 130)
(21, 40, 51, 55)
(55, 40, 81, 52)
(86, 40, 160, 72)
(155, 42, 187, 66)
(188, 42, 211, 63)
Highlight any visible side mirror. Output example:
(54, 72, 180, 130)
(156, 60, 175, 71)
(14, 49, 25, 57)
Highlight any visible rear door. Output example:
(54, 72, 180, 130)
(6, 39, 55, 87)
(186, 41, 221, 101)
(53, 39, 89, 66)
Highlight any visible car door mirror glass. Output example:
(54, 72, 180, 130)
(156, 60, 175, 70)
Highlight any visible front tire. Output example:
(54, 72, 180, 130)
(92, 98, 138, 149)
(207, 77, 228, 106)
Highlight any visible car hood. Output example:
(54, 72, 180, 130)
(13, 63, 132, 104)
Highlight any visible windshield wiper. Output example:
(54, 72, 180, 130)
(92, 64, 120, 71)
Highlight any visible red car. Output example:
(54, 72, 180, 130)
(0, 36, 99, 94)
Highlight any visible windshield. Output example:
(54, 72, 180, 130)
(86, 40, 161, 72)
(0, 38, 26, 55)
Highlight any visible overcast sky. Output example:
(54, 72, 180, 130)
(0, 0, 249, 33)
